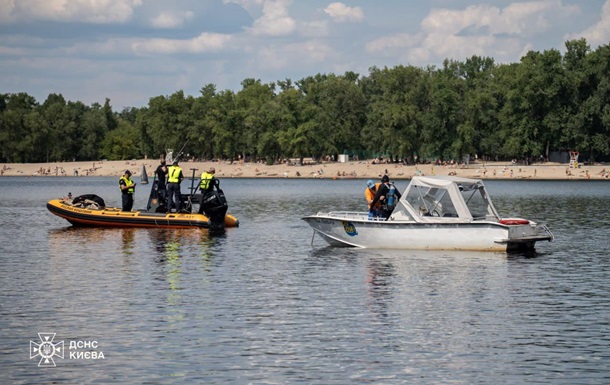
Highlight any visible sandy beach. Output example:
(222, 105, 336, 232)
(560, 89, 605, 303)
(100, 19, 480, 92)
(1, 158, 609, 181)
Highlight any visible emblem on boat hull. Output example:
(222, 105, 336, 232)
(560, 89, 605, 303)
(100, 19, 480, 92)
(342, 221, 358, 236)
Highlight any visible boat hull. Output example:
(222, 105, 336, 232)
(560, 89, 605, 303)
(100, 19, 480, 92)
(47, 199, 238, 229)
(302, 214, 551, 252)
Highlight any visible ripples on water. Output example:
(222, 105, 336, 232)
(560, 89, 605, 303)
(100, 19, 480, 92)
(0, 177, 609, 384)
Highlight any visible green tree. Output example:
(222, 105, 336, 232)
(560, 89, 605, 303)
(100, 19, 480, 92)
(139, 90, 195, 158)
(100, 119, 140, 160)
(0, 93, 39, 162)
(420, 60, 465, 161)
(78, 103, 108, 160)
(234, 79, 276, 162)
(362, 65, 426, 161)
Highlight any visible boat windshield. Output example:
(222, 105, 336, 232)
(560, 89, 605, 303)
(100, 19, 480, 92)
(405, 186, 458, 218)
(460, 186, 493, 219)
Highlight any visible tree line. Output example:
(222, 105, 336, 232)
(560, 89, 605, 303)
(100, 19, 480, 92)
(1, 38, 608, 165)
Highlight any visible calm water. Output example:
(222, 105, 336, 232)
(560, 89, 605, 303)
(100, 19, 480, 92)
(0, 176, 609, 384)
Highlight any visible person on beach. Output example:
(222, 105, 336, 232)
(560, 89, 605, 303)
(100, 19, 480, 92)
(166, 160, 184, 213)
(369, 175, 402, 220)
(365, 179, 382, 219)
(119, 170, 136, 211)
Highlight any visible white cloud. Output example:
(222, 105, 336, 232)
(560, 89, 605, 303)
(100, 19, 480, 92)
(0, 0, 143, 24)
(151, 11, 194, 29)
(299, 20, 329, 38)
(0, 46, 26, 55)
(408, 1, 579, 64)
(131, 33, 232, 55)
(257, 40, 333, 70)
(324, 2, 364, 23)
(247, 0, 296, 36)
(222, 0, 265, 17)
(494, 1, 578, 35)
(567, 0, 610, 46)
(63, 33, 232, 56)
(421, 1, 578, 37)
(366, 33, 422, 55)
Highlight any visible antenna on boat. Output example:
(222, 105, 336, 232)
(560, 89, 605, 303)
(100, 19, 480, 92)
(173, 139, 190, 163)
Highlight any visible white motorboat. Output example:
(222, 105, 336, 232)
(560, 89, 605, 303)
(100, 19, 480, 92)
(302, 176, 553, 252)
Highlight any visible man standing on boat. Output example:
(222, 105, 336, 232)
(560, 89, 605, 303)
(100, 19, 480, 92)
(166, 160, 184, 213)
(155, 157, 168, 191)
(369, 175, 402, 220)
(199, 167, 216, 191)
(119, 170, 136, 211)
(197, 167, 216, 215)
(365, 179, 382, 219)
(154, 157, 169, 207)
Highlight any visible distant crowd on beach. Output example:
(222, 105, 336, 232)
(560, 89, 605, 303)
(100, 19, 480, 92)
(1, 156, 609, 180)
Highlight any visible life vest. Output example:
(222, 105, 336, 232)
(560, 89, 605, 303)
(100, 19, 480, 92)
(200, 171, 215, 190)
(119, 176, 135, 193)
(167, 165, 182, 183)
(366, 182, 382, 209)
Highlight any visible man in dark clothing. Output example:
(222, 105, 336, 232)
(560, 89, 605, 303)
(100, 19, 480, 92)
(369, 175, 402, 220)
(155, 158, 168, 191)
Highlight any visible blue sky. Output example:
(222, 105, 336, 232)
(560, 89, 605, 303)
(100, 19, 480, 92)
(1, 0, 609, 109)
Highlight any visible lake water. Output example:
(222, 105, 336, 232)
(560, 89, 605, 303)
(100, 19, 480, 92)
(1, 176, 609, 384)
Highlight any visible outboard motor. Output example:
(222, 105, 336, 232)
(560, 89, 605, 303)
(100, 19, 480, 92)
(201, 181, 228, 231)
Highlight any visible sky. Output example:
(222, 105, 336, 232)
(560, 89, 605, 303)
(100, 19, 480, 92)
(1, 0, 609, 110)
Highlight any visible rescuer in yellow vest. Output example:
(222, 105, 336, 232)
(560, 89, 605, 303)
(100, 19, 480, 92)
(198, 167, 216, 215)
(166, 160, 184, 213)
(119, 170, 136, 211)
(200, 167, 216, 191)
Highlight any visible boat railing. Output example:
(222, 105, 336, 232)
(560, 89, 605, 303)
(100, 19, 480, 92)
(322, 211, 384, 221)
(537, 223, 555, 241)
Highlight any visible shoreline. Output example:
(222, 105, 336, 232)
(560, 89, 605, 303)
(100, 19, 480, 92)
(1, 159, 609, 181)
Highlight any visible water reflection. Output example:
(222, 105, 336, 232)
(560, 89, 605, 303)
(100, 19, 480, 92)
(48, 227, 126, 264)
(365, 257, 396, 320)
(121, 228, 135, 257)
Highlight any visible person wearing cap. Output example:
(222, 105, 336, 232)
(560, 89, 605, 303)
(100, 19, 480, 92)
(166, 160, 184, 213)
(119, 170, 136, 211)
(369, 174, 402, 220)
(197, 167, 217, 215)
(365, 179, 382, 219)
(199, 167, 216, 192)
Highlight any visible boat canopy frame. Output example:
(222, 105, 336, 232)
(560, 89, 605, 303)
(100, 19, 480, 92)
(391, 176, 501, 223)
